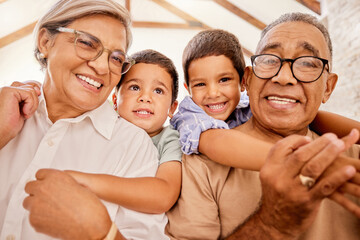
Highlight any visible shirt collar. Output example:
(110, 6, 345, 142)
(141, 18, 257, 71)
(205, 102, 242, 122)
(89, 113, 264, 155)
(38, 88, 118, 140)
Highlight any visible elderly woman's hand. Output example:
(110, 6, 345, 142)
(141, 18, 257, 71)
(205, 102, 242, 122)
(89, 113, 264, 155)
(0, 81, 41, 149)
(23, 169, 116, 240)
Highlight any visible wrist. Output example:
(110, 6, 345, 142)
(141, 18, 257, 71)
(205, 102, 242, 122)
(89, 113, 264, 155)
(256, 206, 296, 240)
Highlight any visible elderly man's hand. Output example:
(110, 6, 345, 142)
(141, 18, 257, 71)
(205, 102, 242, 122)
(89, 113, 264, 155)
(257, 134, 356, 238)
(0, 81, 41, 149)
(23, 169, 113, 240)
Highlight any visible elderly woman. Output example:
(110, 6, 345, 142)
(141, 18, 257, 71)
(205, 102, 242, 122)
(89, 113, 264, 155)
(0, 0, 168, 239)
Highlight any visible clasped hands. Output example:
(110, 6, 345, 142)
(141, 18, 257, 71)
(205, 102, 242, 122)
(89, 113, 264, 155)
(258, 129, 360, 237)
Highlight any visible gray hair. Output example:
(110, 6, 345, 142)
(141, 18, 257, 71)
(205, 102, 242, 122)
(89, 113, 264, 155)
(257, 12, 332, 59)
(34, 0, 132, 69)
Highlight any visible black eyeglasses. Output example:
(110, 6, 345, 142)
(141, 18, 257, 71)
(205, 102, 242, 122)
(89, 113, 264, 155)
(251, 54, 329, 83)
(56, 27, 135, 75)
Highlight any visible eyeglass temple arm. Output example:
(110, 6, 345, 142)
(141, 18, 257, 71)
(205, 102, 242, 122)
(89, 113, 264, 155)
(57, 27, 75, 33)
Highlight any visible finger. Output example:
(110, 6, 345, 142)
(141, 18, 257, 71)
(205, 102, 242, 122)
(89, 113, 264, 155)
(330, 192, 360, 218)
(312, 166, 356, 199)
(23, 80, 42, 96)
(22, 88, 39, 119)
(338, 182, 360, 198)
(10, 81, 27, 87)
(267, 135, 311, 165)
(351, 173, 360, 185)
(284, 134, 338, 177)
(35, 168, 56, 180)
(341, 129, 359, 151)
(301, 136, 345, 179)
(23, 195, 34, 210)
(24, 180, 39, 194)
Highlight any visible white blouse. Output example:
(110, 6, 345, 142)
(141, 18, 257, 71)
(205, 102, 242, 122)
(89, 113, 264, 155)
(0, 92, 168, 240)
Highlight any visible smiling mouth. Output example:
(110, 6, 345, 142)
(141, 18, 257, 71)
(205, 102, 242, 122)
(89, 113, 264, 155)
(266, 96, 298, 104)
(77, 74, 103, 89)
(206, 102, 227, 112)
(136, 110, 152, 115)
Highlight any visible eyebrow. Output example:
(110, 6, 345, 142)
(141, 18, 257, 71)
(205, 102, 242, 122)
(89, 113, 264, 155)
(79, 29, 126, 54)
(259, 41, 320, 57)
(298, 41, 320, 57)
(154, 79, 170, 91)
(259, 42, 282, 53)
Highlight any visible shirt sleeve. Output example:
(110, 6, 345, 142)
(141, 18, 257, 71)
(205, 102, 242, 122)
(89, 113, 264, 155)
(166, 154, 221, 240)
(158, 126, 182, 165)
(170, 96, 229, 155)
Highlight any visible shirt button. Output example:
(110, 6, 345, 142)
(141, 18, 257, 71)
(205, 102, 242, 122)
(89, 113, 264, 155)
(6, 234, 15, 240)
(47, 139, 54, 146)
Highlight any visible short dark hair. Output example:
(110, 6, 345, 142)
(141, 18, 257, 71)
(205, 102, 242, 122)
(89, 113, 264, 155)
(182, 29, 246, 86)
(258, 12, 332, 60)
(116, 49, 178, 104)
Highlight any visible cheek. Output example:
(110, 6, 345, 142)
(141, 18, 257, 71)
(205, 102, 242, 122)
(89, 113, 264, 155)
(190, 90, 203, 106)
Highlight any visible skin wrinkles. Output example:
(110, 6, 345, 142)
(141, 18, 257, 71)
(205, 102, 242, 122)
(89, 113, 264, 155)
(241, 22, 338, 141)
(40, 15, 127, 122)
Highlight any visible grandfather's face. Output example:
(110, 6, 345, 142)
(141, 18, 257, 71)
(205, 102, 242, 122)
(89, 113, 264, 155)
(243, 22, 338, 136)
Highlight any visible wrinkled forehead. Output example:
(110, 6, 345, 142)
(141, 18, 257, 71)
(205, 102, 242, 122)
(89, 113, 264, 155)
(256, 22, 330, 59)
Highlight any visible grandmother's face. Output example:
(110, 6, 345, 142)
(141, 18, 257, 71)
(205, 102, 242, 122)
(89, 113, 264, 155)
(40, 14, 126, 116)
(243, 22, 338, 136)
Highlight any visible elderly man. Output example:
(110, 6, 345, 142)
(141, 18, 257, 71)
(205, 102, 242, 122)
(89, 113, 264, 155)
(165, 12, 360, 240)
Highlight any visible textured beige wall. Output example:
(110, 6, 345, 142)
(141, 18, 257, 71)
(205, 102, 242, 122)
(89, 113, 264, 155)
(320, 0, 360, 121)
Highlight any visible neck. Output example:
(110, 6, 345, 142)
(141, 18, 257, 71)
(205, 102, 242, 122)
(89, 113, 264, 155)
(43, 81, 85, 123)
(236, 117, 308, 144)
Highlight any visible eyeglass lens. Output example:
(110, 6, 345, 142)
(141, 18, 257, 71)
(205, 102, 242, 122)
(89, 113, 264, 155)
(253, 55, 325, 82)
(75, 32, 131, 75)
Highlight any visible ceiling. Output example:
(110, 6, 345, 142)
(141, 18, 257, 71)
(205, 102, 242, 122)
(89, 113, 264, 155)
(0, 0, 321, 93)
(0, 0, 320, 56)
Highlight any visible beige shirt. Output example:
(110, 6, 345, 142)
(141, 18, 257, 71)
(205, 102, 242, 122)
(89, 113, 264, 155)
(166, 130, 360, 240)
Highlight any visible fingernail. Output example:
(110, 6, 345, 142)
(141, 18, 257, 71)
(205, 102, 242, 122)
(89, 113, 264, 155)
(346, 166, 356, 177)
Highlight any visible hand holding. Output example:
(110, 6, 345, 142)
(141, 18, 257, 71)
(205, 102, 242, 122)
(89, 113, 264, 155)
(257, 134, 356, 238)
(23, 169, 112, 240)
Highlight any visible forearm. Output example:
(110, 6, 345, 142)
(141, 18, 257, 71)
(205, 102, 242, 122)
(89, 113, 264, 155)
(70, 172, 176, 214)
(199, 129, 272, 171)
(226, 211, 296, 240)
(311, 110, 360, 144)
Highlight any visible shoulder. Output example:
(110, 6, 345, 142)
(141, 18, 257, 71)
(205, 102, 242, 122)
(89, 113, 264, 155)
(182, 153, 230, 174)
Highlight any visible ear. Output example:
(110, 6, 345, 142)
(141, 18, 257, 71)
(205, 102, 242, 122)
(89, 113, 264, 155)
(241, 66, 252, 93)
(168, 100, 178, 118)
(38, 28, 53, 57)
(322, 73, 338, 103)
(183, 82, 190, 94)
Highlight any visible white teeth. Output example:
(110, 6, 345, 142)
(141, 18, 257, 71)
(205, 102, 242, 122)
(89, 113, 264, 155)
(268, 96, 296, 104)
(208, 103, 225, 110)
(137, 111, 151, 115)
(77, 75, 101, 88)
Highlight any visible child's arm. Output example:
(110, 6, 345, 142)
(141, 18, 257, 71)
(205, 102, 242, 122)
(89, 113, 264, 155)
(66, 161, 181, 214)
(199, 129, 272, 171)
(310, 110, 360, 144)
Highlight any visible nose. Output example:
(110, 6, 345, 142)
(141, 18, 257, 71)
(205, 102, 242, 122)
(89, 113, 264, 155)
(206, 83, 220, 98)
(271, 62, 297, 86)
(138, 90, 152, 103)
(87, 51, 110, 75)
